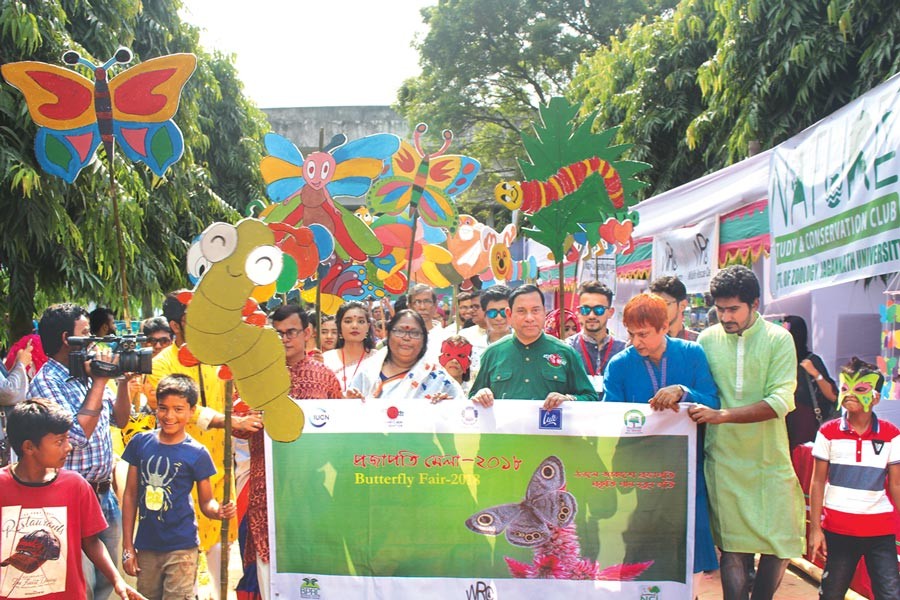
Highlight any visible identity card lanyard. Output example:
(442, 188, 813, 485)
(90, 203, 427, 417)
(643, 357, 668, 395)
(579, 336, 615, 377)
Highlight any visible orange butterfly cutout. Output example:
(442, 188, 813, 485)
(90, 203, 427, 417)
(1, 48, 196, 183)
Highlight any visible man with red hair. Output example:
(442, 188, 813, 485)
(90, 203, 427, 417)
(604, 293, 720, 585)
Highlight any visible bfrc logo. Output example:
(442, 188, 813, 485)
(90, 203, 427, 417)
(539, 408, 562, 430)
(309, 408, 329, 428)
(299, 576, 321, 599)
(641, 584, 661, 599)
(465, 580, 495, 600)
(624, 409, 646, 433)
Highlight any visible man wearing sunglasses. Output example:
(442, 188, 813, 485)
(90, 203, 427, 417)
(565, 281, 626, 400)
(459, 285, 511, 384)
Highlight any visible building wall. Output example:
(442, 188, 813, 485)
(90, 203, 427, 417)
(262, 106, 410, 154)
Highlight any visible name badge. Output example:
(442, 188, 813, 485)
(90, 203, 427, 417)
(589, 375, 604, 393)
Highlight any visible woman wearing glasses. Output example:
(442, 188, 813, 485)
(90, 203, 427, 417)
(323, 301, 376, 392)
(345, 310, 463, 401)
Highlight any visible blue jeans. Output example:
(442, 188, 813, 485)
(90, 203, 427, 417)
(83, 489, 121, 600)
(719, 551, 789, 600)
(820, 531, 900, 600)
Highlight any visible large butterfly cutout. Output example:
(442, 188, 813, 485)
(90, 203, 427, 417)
(1, 48, 196, 183)
(367, 123, 480, 234)
(465, 455, 577, 548)
(259, 132, 398, 261)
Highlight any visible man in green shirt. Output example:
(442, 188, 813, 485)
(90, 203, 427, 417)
(470, 284, 596, 409)
(687, 266, 804, 600)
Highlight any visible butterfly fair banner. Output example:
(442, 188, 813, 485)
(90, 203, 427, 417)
(266, 401, 696, 599)
(769, 72, 900, 298)
(650, 216, 719, 294)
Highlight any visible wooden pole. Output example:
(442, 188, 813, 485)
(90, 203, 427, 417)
(558, 261, 565, 339)
(404, 206, 419, 291)
(220, 379, 233, 600)
(109, 149, 132, 328)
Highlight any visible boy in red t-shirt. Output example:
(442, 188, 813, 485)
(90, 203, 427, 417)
(0, 398, 143, 599)
(809, 357, 900, 600)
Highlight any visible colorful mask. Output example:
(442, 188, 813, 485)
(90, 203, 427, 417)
(838, 370, 883, 412)
(440, 338, 472, 373)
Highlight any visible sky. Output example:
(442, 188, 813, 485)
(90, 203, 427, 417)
(179, 0, 434, 108)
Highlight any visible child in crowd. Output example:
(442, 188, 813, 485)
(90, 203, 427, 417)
(0, 399, 142, 599)
(121, 374, 235, 600)
(808, 357, 900, 600)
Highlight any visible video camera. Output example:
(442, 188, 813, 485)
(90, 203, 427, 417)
(68, 335, 153, 379)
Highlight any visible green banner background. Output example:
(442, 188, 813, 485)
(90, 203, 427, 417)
(272, 431, 688, 582)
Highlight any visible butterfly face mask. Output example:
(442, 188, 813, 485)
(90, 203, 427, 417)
(838, 370, 883, 412)
(440, 339, 472, 373)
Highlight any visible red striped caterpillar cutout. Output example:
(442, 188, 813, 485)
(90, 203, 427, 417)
(494, 157, 624, 214)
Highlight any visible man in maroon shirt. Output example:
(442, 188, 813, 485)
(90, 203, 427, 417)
(236, 304, 341, 599)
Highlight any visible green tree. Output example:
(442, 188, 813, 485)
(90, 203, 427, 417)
(570, 3, 717, 196)
(397, 0, 676, 225)
(687, 0, 900, 165)
(570, 0, 900, 196)
(0, 0, 267, 343)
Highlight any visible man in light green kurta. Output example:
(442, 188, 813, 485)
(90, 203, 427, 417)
(688, 266, 804, 600)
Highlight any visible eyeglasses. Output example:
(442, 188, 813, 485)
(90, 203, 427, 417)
(275, 328, 302, 340)
(146, 336, 172, 346)
(411, 298, 434, 307)
(390, 328, 424, 340)
(485, 308, 508, 319)
(578, 305, 609, 316)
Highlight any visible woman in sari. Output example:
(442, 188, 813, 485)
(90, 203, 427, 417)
(346, 309, 463, 401)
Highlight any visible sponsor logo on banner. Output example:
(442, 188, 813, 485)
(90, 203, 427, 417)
(299, 576, 321, 598)
(386, 406, 405, 428)
(465, 580, 496, 599)
(461, 406, 479, 426)
(640, 585, 661, 600)
(309, 408, 329, 428)
(624, 409, 646, 434)
(539, 408, 562, 430)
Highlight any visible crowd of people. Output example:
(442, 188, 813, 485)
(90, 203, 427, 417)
(0, 264, 898, 599)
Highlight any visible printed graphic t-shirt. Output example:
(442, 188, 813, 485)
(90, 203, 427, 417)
(0, 467, 107, 600)
(122, 431, 216, 551)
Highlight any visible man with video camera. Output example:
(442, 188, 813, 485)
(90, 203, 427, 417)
(28, 302, 137, 600)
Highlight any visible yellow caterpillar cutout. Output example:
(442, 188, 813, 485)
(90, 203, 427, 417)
(494, 157, 624, 214)
(185, 218, 303, 442)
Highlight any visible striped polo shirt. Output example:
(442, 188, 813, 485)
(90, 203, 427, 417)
(812, 411, 900, 537)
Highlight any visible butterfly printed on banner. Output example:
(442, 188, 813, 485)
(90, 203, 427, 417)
(367, 123, 480, 234)
(1, 48, 197, 183)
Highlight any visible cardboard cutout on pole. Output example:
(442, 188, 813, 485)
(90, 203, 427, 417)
(184, 218, 303, 443)
(259, 132, 398, 262)
(498, 98, 649, 330)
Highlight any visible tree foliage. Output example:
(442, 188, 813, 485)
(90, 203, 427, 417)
(571, 0, 900, 195)
(396, 0, 676, 225)
(0, 0, 269, 343)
